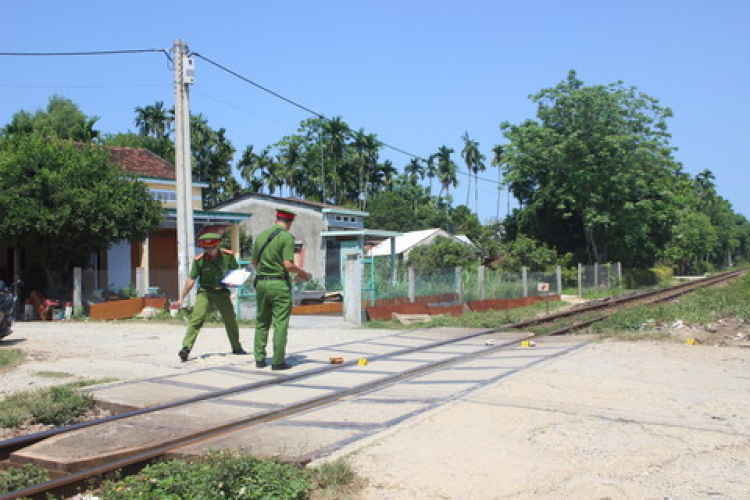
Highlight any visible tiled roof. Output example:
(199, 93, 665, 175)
(107, 146, 176, 179)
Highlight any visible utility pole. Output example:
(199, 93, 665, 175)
(174, 39, 195, 302)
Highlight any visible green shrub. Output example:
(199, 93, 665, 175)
(0, 463, 50, 494)
(0, 385, 94, 429)
(100, 451, 311, 500)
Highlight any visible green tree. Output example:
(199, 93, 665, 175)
(431, 145, 458, 200)
(460, 132, 486, 212)
(366, 179, 449, 232)
(407, 236, 478, 271)
(501, 70, 682, 266)
(0, 135, 163, 291)
(2, 95, 99, 142)
(134, 101, 172, 139)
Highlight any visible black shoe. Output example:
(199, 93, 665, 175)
(178, 348, 190, 362)
(271, 363, 292, 371)
(255, 360, 267, 369)
(232, 349, 248, 355)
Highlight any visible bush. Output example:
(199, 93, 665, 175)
(622, 265, 674, 288)
(0, 463, 50, 494)
(0, 385, 94, 428)
(100, 451, 311, 500)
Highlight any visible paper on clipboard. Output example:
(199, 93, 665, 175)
(222, 269, 253, 287)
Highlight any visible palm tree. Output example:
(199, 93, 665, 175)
(351, 129, 381, 208)
(425, 155, 437, 195)
(433, 146, 458, 200)
(322, 116, 351, 204)
(460, 132, 486, 212)
(276, 136, 304, 197)
(134, 101, 171, 139)
(491, 145, 505, 220)
(238, 145, 257, 189)
(404, 158, 425, 187)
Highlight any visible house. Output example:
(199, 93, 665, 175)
(0, 146, 251, 301)
(368, 228, 475, 260)
(214, 193, 400, 290)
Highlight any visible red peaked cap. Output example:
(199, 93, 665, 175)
(197, 232, 221, 247)
(276, 208, 297, 221)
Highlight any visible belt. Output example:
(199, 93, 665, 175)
(255, 276, 285, 281)
(200, 286, 228, 291)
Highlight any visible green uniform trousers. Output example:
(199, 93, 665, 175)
(182, 289, 242, 351)
(254, 280, 292, 365)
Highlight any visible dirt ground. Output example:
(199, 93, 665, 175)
(2, 318, 750, 499)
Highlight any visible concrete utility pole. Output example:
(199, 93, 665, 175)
(174, 39, 195, 302)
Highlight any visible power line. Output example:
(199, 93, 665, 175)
(0, 49, 169, 57)
(1, 46, 503, 186)
(190, 51, 499, 183)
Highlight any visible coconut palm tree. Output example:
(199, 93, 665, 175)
(404, 158, 425, 187)
(322, 116, 351, 203)
(433, 145, 458, 200)
(460, 132, 486, 212)
(134, 101, 171, 139)
(491, 144, 505, 219)
(238, 145, 257, 189)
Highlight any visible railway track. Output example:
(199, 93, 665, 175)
(1, 268, 745, 500)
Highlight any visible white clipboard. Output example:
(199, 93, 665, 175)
(222, 269, 253, 287)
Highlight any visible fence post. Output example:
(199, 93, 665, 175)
(408, 265, 415, 303)
(594, 262, 599, 289)
(522, 267, 528, 297)
(606, 263, 611, 288)
(617, 262, 622, 286)
(478, 265, 485, 301)
(73, 267, 82, 312)
(556, 265, 562, 296)
(344, 254, 363, 325)
(455, 267, 463, 304)
(578, 263, 583, 298)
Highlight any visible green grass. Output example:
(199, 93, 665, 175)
(0, 384, 96, 428)
(0, 349, 25, 370)
(34, 371, 75, 379)
(98, 451, 363, 500)
(368, 299, 568, 330)
(592, 273, 750, 339)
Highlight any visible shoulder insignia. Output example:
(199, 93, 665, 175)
(221, 248, 234, 255)
(194, 253, 204, 261)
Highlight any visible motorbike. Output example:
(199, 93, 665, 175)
(0, 280, 22, 340)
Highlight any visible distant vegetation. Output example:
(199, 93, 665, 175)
(3, 70, 749, 278)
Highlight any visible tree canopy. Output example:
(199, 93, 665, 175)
(0, 135, 163, 286)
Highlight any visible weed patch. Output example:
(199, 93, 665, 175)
(594, 273, 750, 339)
(0, 349, 24, 370)
(0, 384, 94, 428)
(0, 463, 50, 495)
(100, 451, 312, 499)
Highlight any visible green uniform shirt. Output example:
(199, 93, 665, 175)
(252, 225, 295, 277)
(190, 249, 239, 289)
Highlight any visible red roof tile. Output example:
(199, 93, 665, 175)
(107, 146, 176, 180)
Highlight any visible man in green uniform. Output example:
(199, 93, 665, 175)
(252, 209, 310, 370)
(176, 232, 246, 362)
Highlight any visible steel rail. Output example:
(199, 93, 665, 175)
(1, 267, 746, 499)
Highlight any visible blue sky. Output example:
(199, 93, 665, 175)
(2, 1, 748, 223)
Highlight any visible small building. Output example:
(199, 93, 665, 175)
(214, 193, 400, 290)
(368, 228, 475, 260)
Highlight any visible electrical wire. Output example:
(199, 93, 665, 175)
(0, 49, 168, 56)
(1, 46, 502, 186)
(190, 52, 502, 185)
